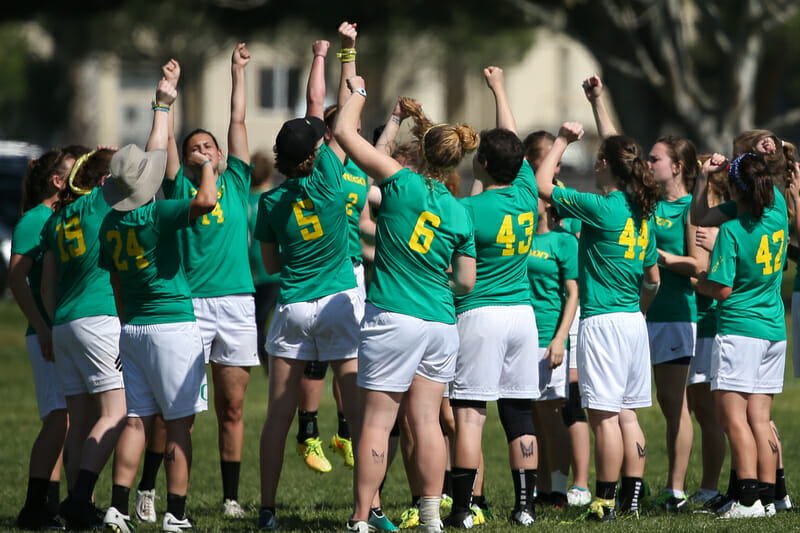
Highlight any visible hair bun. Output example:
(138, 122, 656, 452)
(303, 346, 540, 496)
(454, 124, 479, 152)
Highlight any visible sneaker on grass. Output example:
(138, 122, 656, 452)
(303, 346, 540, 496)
(296, 437, 332, 473)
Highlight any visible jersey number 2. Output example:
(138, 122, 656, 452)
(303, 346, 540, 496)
(756, 230, 785, 275)
(106, 229, 149, 271)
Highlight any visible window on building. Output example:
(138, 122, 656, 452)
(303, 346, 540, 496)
(260, 66, 301, 111)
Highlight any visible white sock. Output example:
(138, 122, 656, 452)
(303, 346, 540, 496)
(419, 497, 440, 523)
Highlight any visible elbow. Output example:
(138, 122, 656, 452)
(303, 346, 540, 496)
(453, 275, 476, 296)
(195, 194, 217, 213)
(717, 286, 732, 302)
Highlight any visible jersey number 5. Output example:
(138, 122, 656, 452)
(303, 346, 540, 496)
(756, 229, 785, 275)
(292, 199, 324, 241)
(619, 218, 649, 260)
(409, 211, 441, 254)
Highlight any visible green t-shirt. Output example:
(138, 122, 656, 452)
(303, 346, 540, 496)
(454, 160, 538, 313)
(247, 191, 278, 286)
(551, 188, 657, 319)
(343, 158, 369, 263)
(254, 144, 355, 304)
(99, 199, 196, 325)
(40, 189, 117, 325)
(11, 204, 53, 336)
(527, 227, 579, 348)
(708, 191, 788, 341)
(695, 293, 717, 338)
(647, 195, 697, 323)
(162, 155, 254, 297)
(562, 217, 582, 235)
(368, 169, 475, 324)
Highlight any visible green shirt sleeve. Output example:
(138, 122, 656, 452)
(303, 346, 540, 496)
(643, 217, 658, 267)
(708, 224, 737, 288)
(514, 160, 538, 199)
(11, 209, 50, 257)
(254, 192, 277, 243)
(561, 232, 579, 280)
(223, 155, 253, 197)
(551, 187, 608, 225)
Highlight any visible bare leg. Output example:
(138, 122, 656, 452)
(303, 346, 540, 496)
(212, 363, 250, 462)
(30, 408, 68, 480)
(653, 364, 693, 491)
(748, 395, 776, 484)
(113, 415, 156, 488)
(164, 415, 195, 496)
(567, 369, 590, 490)
(715, 390, 757, 480)
(588, 409, 623, 483)
(619, 408, 646, 478)
(64, 394, 94, 490)
(80, 389, 126, 474)
(687, 383, 725, 491)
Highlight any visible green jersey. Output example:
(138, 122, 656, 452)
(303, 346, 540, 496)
(695, 293, 717, 338)
(551, 188, 657, 319)
(369, 169, 475, 324)
(99, 199, 195, 325)
(454, 160, 538, 313)
(162, 155, 254, 297)
(648, 195, 696, 323)
(708, 190, 788, 341)
(254, 144, 355, 304)
(562, 217, 582, 235)
(40, 189, 117, 325)
(527, 227, 579, 348)
(247, 191, 277, 286)
(343, 158, 369, 263)
(11, 204, 53, 335)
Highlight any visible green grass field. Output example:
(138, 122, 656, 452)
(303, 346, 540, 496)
(2, 299, 800, 532)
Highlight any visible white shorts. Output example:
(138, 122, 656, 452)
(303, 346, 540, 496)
(536, 347, 568, 401)
(577, 312, 652, 412)
(648, 321, 696, 364)
(53, 315, 123, 396)
(358, 304, 458, 392)
(710, 334, 785, 394)
(267, 288, 361, 361)
(193, 295, 259, 367)
(793, 292, 800, 378)
(354, 262, 367, 303)
(450, 306, 539, 401)
(26, 335, 67, 419)
(120, 322, 208, 420)
(568, 309, 580, 370)
(688, 336, 714, 386)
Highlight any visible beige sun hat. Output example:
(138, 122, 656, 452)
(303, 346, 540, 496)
(102, 145, 167, 211)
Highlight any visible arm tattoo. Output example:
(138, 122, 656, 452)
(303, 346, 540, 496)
(520, 440, 535, 458)
(371, 449, 385, 464)
(636, 442, 646, 459)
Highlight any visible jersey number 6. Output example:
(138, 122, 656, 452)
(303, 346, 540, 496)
(409, 211, 441, 254)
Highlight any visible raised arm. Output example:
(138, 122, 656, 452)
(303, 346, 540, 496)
(691, 154, 731, 226)
(535, 122, 584, 201)
(582, 75, 618, 138)
(334, 76, 403, 183)
(327, 22, 358, 163)
(228, 43, 251, 164)
(146, 78, 177, 153)
(307, 40, 329, 120)
(375, 99, 410, 156)
(189, 150, 219, 220)
(484, 66, 517, 134)
(158, 59, 181, 180)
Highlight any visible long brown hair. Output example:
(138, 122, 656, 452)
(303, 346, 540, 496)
(729, 153, 773, 220)
(598, 135, 659, 219)
(21, 149, 72, 213)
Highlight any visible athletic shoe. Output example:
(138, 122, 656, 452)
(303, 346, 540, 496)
(440, 494, 453, 513)
(706, 493, 735, 514)
(369, 508, 398, 531)
(577, 497, 616, 522)
(765, 502, 776, 517)
(296, 437, 332, 473)
(655, 490, 688, 512)
(221, 499, 246, 518)
(59, 495, 104, 530)
(346, 519, 370, 532)
(398, 507, 419, 529)
(477, 502, 493, 521)
(330, 434, 355, 469)
(417, 518, 443, 533)
(688, 488, 719, 505)
(511, 507, 535, 526)
(162, 512, 194, 532)
(717, 500, 765, 519)
(775, 494, 793, 512)
(442, 510, 473, 529)
(567, 486, 591, 506)
(135, 489, 157, 523)
(104, 506, 134, 533)
(258, 508, 279, 531)
(16, 506, 66, 530)
(469, 504, 485, 525)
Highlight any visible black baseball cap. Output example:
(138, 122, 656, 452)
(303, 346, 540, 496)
(275, 117, 326, 166)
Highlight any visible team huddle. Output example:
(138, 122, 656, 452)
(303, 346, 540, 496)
(9, 20, 798, 533)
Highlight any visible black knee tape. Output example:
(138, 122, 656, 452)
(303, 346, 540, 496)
(497, 398, 535, 443)
(303, 360, 329, 380)
(449, 399, 487, 409)
(562, 382, 587, 426)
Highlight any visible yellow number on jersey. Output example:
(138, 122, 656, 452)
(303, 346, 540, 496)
(619, 218, 649, 260)
(56, 216, 87, 260)
(517, 212, 535, 255)
(106, 229, 149, 271)
(773, 229, 785, 272)
(409, 211, 441, 254)
(200, 202, 225, 225)
(495, 215, 515, 256)
(125, 229, 150, 269)
(345, 193, 359, 216)
(756, 230, 786, 275)
(292, 199, 324, 241)
(106, 231, 129, 271)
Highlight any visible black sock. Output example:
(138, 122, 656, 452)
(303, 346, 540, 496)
(262, 506, 276, 515)
(46, 481, 60, 515)
(511, 469, 537, 511)
(728, 469, 739, 499)
(23, 477, 49, 511)
(596, 480, 617, 501)
(776, 468, 787, 499)
(450, 467, 478, 513)
(472, 494, 487, 509)
(759, 482, 776, 507)
(370, 506, 385, 517)
(296, 410, 319, 443)
(442, 470, 453, 496)
(411, 495, 421, 508)
(618, 477, 643, 513)
(337, 411, 351, 439)
(221, 460, 240, 501)
(138, 451, 164, 491)
(737, 478, 759, 507)
(73, 469, 99, 502)
(111, 485, 130, 516)
(167, 493, 186, 520)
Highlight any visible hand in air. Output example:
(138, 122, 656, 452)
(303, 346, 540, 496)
(582, 74, 604, 102)
(232, 43, 250, 68)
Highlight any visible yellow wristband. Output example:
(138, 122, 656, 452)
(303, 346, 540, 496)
(336, 48, 356, 62)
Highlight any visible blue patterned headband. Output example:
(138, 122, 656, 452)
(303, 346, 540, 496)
(728, 152, 757, 193)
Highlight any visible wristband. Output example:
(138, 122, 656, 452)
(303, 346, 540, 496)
(337, 48, 356, 63)
(201, 160, 210, 167)
(151, 101, 171, 113)
(352, 87, 367, 98)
